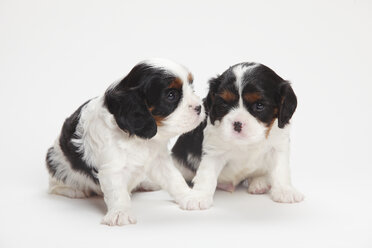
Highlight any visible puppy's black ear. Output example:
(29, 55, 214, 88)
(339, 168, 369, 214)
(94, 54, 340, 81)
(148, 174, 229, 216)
(278, 82, 297, 128)
(105, 87, 157, 139)
(203, 76, 221, 124)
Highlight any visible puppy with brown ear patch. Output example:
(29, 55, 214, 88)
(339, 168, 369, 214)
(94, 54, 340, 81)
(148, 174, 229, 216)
(172, 62, 304, 210)
(46, 59, 205, 225)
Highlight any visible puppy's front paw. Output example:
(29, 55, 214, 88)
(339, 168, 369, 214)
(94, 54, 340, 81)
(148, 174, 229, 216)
(101, 210, 137, 226)
(270, 186, 304, 203)
(177, 191, 213, 210)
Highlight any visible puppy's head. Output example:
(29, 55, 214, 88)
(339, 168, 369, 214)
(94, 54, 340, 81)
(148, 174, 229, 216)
(205, 63, 297, 144)
(105, 58, 204, 139)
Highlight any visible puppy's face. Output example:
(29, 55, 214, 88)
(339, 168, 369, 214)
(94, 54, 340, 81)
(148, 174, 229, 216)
(105, 59, 204, 139)
(205, 63, 297, 144)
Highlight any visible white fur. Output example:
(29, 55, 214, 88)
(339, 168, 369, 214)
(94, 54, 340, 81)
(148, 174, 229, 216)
(48, 59, 205, 225)
(233, 63, 259, 95)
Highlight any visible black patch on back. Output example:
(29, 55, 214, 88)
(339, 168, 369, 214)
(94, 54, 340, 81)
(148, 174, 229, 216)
(58, 100, 99, 184)
(171, 118, 207, 172)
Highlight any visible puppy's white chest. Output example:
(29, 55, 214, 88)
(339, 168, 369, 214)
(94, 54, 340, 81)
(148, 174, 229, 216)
(117, 140, 160, 167)
(218, 146, 267, 185)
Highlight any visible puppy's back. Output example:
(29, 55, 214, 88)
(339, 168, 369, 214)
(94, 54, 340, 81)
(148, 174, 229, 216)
(171, 119, 207, 181)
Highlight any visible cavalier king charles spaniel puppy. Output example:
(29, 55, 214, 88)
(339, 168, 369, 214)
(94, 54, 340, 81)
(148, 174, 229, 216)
(172, 62, 304, 210)
(46, 58, 205, 225)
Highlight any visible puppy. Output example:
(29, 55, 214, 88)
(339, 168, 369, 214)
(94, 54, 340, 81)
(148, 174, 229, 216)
(46, 59, 205, 225)
(172, 62, 304, 210)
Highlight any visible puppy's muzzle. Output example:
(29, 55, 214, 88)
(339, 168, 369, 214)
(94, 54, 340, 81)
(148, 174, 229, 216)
(194, 105, 202, 115)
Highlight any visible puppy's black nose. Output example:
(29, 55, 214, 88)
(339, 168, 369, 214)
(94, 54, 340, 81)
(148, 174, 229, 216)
(233, 121, 242, 133)
(194, 105, 202, 115)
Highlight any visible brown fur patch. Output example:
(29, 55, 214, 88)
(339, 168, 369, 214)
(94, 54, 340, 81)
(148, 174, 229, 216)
(265, 118, 275, 138)
(152, 115, 165, 126)
(148, 106, 164, 126)
(187, 73, 193, 84)
(169, 77, 183, 89)
(219, 90, 238, 102)
(244, 92, 262, 103)
(273, 108, 278, 115)
(265, 108, 279, 138)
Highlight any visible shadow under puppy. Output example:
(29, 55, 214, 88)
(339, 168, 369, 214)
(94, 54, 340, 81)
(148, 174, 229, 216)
(172, 62, 304, 210)
(46, 59, 205, 225)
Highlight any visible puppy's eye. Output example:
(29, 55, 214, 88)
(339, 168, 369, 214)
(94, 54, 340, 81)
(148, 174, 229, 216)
(253, 102, 265, 112)
(167, 90, 179, 102)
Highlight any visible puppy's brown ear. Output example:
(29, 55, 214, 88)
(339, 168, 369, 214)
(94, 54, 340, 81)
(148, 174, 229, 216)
(278, 82, 297, 128)
(203, 75, 221, 124)
(105, 87, 157, 139)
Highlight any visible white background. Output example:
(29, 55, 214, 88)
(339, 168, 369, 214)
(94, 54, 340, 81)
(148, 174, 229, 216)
(1, 0, 371, 247)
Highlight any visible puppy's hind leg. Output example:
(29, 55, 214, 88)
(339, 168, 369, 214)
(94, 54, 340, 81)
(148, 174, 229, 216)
(46, 146, 100, 198)
(134, 179, 161, 192)
(217, 182, 236, 193)
(247, 175, 271, 194)
(48, 177, 88, 198)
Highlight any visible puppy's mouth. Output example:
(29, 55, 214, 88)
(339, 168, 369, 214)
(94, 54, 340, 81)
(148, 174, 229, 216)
(231, 129, 264, 142)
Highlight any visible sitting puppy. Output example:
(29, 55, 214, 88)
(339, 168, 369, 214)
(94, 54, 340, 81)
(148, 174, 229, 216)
(172, 62, 304, 210)
(46, 59, 205, 225)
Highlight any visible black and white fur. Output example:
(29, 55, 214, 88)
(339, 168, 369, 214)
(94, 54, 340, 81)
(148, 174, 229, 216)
(46, 59, 205, 225)
(172, 62, 304, 210)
